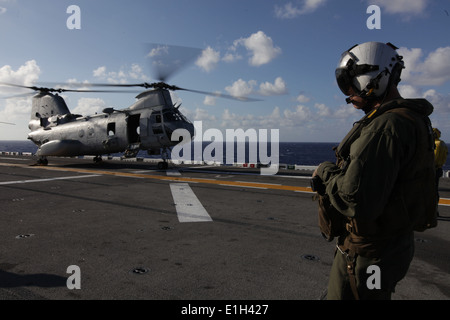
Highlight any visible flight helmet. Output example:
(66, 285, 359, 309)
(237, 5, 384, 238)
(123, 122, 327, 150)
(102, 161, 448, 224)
(335, 42, 404, 102)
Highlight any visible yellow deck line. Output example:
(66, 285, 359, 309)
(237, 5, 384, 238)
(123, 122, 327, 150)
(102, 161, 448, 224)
(1, 162, 449, 205)
(0, 162, 312, 193)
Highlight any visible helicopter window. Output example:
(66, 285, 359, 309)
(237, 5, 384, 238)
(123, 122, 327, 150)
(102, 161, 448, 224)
(163, 110, 182, 122)
(155, 115, 161, 123)
(107, 123, 116, 136)
(177, 111, 191, 124)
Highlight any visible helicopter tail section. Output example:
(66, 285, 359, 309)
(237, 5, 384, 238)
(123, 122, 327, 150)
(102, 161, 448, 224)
(31, 92, 71, 120)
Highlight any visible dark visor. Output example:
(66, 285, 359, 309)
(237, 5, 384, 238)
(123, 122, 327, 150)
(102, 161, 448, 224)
(335, 67, 352, 96)
(335, 62, 379, 96)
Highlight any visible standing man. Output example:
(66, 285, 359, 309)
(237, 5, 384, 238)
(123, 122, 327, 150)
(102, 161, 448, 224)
(433, 127, 448, 216)
(312, 42, 437, 299)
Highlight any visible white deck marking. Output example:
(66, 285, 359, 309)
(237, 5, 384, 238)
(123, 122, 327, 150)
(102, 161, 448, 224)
(166, 169, 182, 176)
(0, 175, 100, 185)
(170, 183, 212, 223)
(0, 157, 29, 161)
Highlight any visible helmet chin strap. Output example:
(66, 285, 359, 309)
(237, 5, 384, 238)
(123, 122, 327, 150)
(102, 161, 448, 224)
(346, 84, 394, 115)
(345, 88, 375, 104)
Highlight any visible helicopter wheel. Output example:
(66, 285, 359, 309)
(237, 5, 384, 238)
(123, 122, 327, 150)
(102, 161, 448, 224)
(157, 161, 168, 170)
(36, 157, 48, 166)
(93, 156, 102, 163)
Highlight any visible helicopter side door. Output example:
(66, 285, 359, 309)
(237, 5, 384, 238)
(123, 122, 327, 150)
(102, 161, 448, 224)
(127, 114, 141, 145)
(139, 109, 165, 153)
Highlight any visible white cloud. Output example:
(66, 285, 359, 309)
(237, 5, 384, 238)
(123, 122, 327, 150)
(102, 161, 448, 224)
(147, 45, 169, 58)
(194, 107, 217, 122)
(284, 105, 311, 124)
(397, 85, 450, 135)
(259, 77, 288, 96)
(222, 52, 242, 63)
(398, 84, 422, 98)
(369, 0, 429, 17)
(223, 77, 287, 98)
(421, 89, 450, 138)
(275, 0, 327, 19)
(0, 97, 31, 121)
(129, 64, 145, 80)
(199, 31, 280, 70)
(72, 97, 106, 116)
(424, 89, 450, 113)
(92, 64, 149, 84)
(296, 94, 310, 103)
(93, 66, 106, 78)
(195, 46, 220, 72)
(203, 95, 216, 106)
(180, 96, 366, 142)
(0, 7, 6, 14)
(314, 103, 331, 117)
(399, 46, 450, 86)
(0, 60, 41, 125)
(332, 103, 359, 120)
(221, 109, 258, 128)
(225, 79, 257, 98)
(233, 31, 281, 67)
(0, 60, 41, 88)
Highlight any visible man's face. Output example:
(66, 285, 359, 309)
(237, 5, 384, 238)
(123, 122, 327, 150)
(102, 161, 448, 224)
(347, 87, 369, 110)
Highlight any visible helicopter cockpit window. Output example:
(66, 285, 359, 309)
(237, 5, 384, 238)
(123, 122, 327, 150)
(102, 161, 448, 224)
(155, 114, 161, 123)
(177, 110, 191, 124)
(163, 110, 186, 122)
(163, 111, 178, 122)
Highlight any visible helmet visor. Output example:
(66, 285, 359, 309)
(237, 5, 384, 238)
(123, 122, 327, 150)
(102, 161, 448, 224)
(335, 67, 353, 96)
(335, 50, 357, 96)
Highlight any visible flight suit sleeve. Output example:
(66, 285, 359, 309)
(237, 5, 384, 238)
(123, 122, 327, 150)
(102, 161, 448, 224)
(316, 116, 412, 220)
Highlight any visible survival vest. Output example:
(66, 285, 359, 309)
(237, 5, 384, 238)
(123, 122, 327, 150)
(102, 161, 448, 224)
(316, 99, 437, 255)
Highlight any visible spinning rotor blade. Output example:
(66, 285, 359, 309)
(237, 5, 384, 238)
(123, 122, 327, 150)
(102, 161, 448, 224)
(0, 121, 15, 125)
(144, 44, 261, 101)
(145, 44, 203, 82)
(0, 82, 140, 98)
(62, 81, 261, 102)
(175, 87, 262, 102)
(2, 43, 263, 102)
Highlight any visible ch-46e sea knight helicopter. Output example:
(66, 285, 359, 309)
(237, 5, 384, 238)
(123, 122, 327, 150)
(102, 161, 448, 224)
(0, 45, 256, 169)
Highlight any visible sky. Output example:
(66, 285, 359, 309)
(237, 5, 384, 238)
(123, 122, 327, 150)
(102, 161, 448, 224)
(0, 0, 449, 142)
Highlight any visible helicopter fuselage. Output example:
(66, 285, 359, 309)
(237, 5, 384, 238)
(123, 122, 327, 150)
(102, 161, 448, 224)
(27, 89, 194, 159)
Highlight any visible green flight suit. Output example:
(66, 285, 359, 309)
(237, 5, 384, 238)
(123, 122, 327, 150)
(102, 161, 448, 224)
(315, 98, 436, 300)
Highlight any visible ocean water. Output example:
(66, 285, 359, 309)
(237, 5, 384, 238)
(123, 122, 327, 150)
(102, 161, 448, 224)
(0, 140, 337, 166)
(1, 140, 449, 170)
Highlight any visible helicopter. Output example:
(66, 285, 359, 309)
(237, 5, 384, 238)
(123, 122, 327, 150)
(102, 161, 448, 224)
(0, 45, 257, 169)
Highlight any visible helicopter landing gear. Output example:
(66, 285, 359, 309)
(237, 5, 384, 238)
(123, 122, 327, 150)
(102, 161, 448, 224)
(34, 156, 48, 166)
(157, 147, 170, 170)
(157, 161, 169, 170)
(93, 155, 102, 163)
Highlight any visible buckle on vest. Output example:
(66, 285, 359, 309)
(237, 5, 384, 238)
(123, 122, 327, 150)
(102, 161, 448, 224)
(346, 222, 353, 233)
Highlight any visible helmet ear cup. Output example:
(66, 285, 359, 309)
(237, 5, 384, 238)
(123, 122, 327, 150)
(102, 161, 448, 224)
(390, 62, 404, 86)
